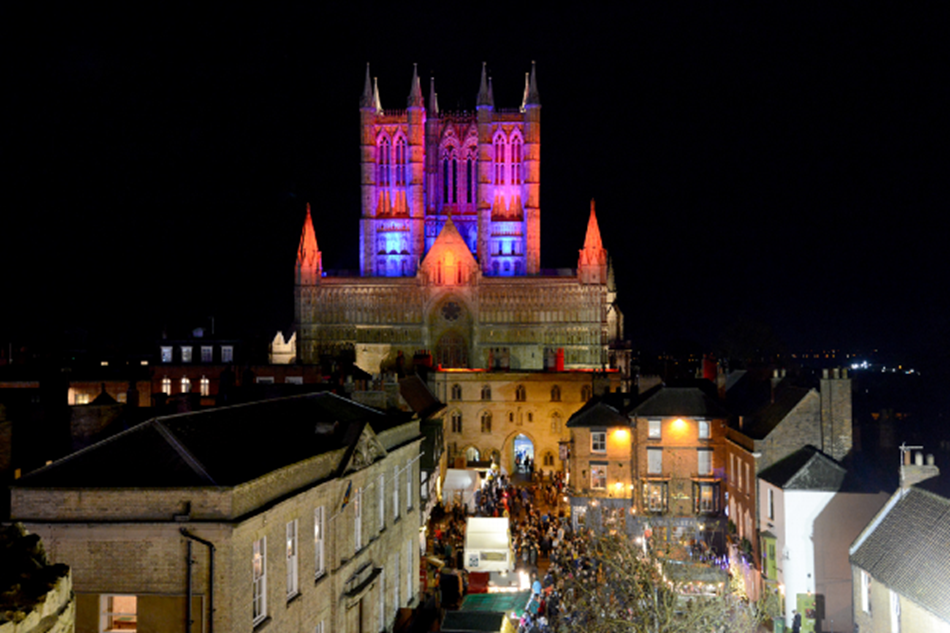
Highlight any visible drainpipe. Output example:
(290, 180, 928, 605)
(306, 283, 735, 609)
(181, 528, 215, 633)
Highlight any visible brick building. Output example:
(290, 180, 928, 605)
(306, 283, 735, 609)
(628, 386, 730, 552)
(724, 368, 853, 566)
(10, 392, 423, 633)
(563, 384, 730, 551)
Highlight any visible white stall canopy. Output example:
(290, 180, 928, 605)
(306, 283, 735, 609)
(464, 517, 513, 572)
(443, 468, 481, 513)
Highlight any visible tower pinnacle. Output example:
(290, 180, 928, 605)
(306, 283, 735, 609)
(428, 76, 439, 114)
(578, 199, 608, 284)
(360, 63, 374, 109)
(408, 63, 424, 108)
(477, 62, 494, 108)
(525, 60, 541, 107)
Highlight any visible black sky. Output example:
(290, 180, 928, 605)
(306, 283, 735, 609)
(4, 4, 948, 360)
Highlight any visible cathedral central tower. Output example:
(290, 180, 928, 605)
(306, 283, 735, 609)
(359, 62, 541, 278)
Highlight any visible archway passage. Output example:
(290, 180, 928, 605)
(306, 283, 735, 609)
(464, 446, 480, 464)
(513, 433, 535, 472)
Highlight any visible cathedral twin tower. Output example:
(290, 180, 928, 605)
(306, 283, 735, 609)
(360, 61, 541, 278)
(295, 63, 623, 373)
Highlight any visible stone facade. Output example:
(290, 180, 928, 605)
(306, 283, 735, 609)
(295, 64, 624, 375)
(11, 393, 423, 633)
(430, 369, 621, 477)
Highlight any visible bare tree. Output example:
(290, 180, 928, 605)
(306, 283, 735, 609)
(557, 533, 769, 633)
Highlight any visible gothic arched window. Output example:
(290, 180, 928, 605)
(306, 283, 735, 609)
(443, 157, 450, 203)
(481, 385, 492, 401)
(394, 136, 407, 186)
(450, 384, 462, 400)
(451, 158, 458, 203)
(515, 385, 526, 402)
(378, 137, 391, 187)
(551, 412, 562, 434)
(481, 412, 492, 433)
(451, 410, 462, 433)
(551, 385, 561, 402)
(466, 158, 474, 203)
(493, 136, 505, 185)
(510, 136, 523, 184)
(581, 385, 592, 402)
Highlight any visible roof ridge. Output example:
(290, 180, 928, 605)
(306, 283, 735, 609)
(153, 420, 219, 485)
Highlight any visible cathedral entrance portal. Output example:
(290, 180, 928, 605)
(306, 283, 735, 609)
(513, 434, 534, 473)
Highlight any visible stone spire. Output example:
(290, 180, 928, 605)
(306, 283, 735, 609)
(428, 76, 439, 114)
(476, 62, 494, 108)
(296, 203, 322, 285)
(578, 199, 608, 284)
(525, 60, 541, 107)
(360, 63, 374, 109)
(407, 63, 424, 108)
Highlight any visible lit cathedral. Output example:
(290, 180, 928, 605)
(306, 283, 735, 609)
(295, 63, 624, 372)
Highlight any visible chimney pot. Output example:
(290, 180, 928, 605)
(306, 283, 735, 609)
(823, 369, 829, 379)
(842, 368, 848, 379)
(773, 369, 779, 378)
(833, 368, 840, 379)
(915, 452, 924, 466)
(927, 454, 935, 466)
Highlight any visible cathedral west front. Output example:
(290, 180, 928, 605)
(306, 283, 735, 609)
(294, 62, 624, 374)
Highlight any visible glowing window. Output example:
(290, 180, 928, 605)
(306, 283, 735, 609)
(698, 449, 712, 476)
(314, 506, 325, 578)
(160, 346, 172, 363)
(100, 595, 136, 632)
(698, 420, 710, 439)
(286, 519, 298, 598)
(180, 346, 193, 363)
(648, 419, 661, 439)
(221, 346, 234, 363)
(180, 377, 191, 394)
(161, 378, 171, 395)
(252, 538, 267, 624)
(643, 481, 668, 512)
(201, 346, 213, 363)
(590, 464, 607, 489)
(200, 377, 210, 396)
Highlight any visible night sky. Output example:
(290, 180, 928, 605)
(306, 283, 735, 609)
(5, 4, 948, 362)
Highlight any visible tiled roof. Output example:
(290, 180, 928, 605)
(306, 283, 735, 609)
(628, 386, 729, 419)
(850, 485, 950, 623)
(15, 392, 389, 488)
(758, 445, 846, 491)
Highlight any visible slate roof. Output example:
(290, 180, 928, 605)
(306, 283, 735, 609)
(14, 392, 389, 488)
(628, 386, 730, 419)
(566, 398, 629, 428)
(850, 484, 950, 623)
(738, 385, 812, 440)
(758, 445, 847, 491)
(399, 375, 445, 419)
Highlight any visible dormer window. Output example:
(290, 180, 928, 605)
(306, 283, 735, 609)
(160, 347, 173, 363)
(180, 346, 193, 364)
